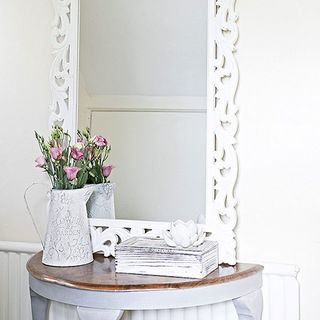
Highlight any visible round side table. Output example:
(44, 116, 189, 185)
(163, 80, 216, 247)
(27, 252, 263, 320)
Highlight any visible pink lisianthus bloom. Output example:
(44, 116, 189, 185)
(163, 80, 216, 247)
(50, 147, 62, 160)
(71, 147, 84, 160)
(35, 156, 46, 168)
(102, 165, 114, 177)
(92, 135, 107, 147)
(64, 166, 81, 181)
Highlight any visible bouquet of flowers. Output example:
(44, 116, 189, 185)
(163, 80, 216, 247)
(35, 126, 113, 189)
(77, 127, 113, 184)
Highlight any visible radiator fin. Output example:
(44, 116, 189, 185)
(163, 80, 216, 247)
(0, 251, 33, 320)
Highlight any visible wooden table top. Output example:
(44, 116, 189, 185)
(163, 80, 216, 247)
(27, 252, 263, 292)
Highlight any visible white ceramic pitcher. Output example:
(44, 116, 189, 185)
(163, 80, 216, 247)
(25, 184, 94, 267)
(42, 188, 94, 266)
(86, 183, 115, 219)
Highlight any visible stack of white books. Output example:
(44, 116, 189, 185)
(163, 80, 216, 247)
(115, 237, 219, 279)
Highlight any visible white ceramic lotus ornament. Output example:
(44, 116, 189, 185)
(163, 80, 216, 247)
(163, 220, 206, 248)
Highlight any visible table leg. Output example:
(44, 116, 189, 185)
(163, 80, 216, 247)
(30, 289, 49, 320)
(233, 290, 263, 320)
(77, 307, 124, 320)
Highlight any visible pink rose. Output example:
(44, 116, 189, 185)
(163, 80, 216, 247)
(71, 147, 84, 160)
(102, 165, 113, 177)
(35, 156, 46, 168)
(92, 135, 107, 147)
(63, 166, 81, 181)
(50, 147, 62, 160)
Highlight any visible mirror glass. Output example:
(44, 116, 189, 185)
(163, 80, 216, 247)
(78, 0, 208, 222)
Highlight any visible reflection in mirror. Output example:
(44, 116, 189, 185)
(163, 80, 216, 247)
(79, 0, 208, 222)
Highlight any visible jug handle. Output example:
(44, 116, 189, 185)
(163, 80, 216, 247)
(24, 182, 51, 249)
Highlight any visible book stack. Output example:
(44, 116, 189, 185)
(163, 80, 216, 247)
(115, 237, 219, 279)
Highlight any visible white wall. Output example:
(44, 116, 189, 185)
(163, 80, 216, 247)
(236, 1, 320, 319)
(0, 0, 52, 242)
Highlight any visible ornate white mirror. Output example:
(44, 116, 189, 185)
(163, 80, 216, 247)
(50, 0, 238, 265)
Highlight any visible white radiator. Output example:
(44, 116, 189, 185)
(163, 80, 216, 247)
(0, 241, 42, 320)
(0, 242, 300, 320)
(261, 263, 300, 320)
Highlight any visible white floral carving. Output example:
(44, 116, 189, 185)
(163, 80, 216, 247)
(50, 0, 239, 265)
(49, 0, 78, 137)
(89, 219, 211, 258)
(206, 0, 239, 265)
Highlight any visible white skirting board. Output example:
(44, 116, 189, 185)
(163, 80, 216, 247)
(0, 241, 300, 320)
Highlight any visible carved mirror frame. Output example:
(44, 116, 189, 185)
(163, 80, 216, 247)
(49, 0, 239, 265)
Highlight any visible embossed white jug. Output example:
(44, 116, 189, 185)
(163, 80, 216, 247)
(42, 188, 94, 267)
(86, 183, 115, 219)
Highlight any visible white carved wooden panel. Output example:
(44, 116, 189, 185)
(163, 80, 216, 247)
(90, 219, 176, 257)
(206, 0, 239, 265)
(50, 0, 79, 138)
(49, 0, 240, 264)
